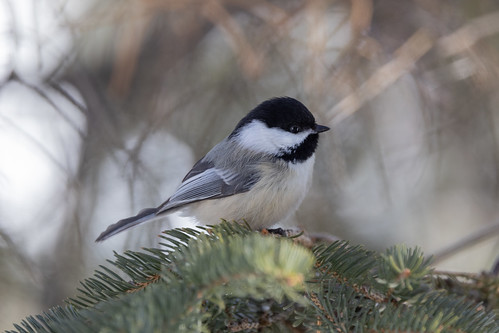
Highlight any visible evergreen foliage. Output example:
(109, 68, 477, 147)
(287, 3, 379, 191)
(8, 222, 499, 333)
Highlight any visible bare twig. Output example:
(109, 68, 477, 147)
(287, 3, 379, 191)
(108, 3, 149, 97)
(327, 28, 435, 124)
(13, 75, 85, 138)
(0, 114, 71, 175)
(327, 10, 499, 125)
(437, 11, 499, 57)
(432, 221, 499, 264)
(201, 0, 263, 78)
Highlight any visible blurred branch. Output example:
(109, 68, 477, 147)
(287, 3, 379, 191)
(349, 0, 373, 37)
(432, 221, 499, 264)
(328, 10, 499, 125)
(11, 74, 85, 138)
(0, 228, 38, 283)
(49, 82, 88, 116)
(201, 0, 263, 78)
(0, 114, 70, 176)
(327, 28, 434, 124)
(108, 3, 149, 97)
(438, 11, 499, 58)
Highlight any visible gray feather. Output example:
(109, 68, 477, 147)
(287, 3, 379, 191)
(156, 147, 260, 213)
(95, 208, 158, 242)
(95, 137, 265, 242)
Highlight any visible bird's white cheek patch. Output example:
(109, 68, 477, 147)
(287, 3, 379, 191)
(236, 120, 311, 154)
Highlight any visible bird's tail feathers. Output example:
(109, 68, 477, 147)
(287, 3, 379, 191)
(95, 208, 159, 242)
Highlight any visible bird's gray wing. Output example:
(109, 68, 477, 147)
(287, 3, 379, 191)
(156, 158, 259, 214)
(96, 159, 259, 242)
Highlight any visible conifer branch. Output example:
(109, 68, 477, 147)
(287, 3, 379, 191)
(7, 222, 498, 333)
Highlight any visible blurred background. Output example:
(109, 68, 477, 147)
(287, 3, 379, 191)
(1, 0, 499, 329)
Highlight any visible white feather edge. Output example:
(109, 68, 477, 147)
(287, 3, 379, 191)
(234, 120, 313, 155)
(158, 167, 236, 213)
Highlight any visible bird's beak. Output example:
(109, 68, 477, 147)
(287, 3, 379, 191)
(314, 124, 330, 133)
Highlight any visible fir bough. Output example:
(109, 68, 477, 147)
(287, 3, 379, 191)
(8, 221, 499, 333)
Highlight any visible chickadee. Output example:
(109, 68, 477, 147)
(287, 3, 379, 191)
(96, 97, 329, 241)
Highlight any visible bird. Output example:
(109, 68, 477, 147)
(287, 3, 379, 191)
(96, 97, 329, 241)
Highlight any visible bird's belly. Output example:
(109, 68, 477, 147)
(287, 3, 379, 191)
(186, 157, 315, 228)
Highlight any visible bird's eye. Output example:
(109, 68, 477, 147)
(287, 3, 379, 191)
(289, 125, 302, 133)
